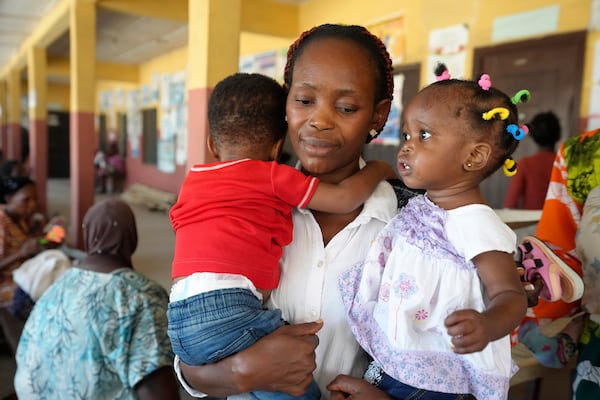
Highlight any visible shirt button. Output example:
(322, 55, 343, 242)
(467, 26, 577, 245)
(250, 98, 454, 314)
(310, 310, 318, 317)
(317, 261, 324, 268)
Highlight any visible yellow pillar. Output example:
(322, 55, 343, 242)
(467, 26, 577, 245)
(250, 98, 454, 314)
(186, 0, 241, 170)
(28, 46, 49, 214)
(7, 68, 21, 161)
(0, 80, 6, 156)
(69, 0, 96, 248)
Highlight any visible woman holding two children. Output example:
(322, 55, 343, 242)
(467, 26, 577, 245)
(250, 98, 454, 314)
(178, 23, 526, 400)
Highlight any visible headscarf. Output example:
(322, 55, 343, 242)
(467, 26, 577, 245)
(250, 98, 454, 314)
(82, 199, 138, 267)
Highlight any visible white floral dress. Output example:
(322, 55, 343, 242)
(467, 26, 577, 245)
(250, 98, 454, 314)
(339, 195, 517, 400)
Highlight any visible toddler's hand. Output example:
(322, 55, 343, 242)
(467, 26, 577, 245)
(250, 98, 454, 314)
(445, 309, 490, 354)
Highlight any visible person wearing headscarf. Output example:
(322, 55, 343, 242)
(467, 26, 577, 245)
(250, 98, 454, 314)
(14, 199, 179, 400)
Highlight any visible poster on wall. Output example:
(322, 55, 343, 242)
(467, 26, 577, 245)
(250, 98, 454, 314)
(116, 88, 124, 108)
(367, 12, 406, 66)
(127, 110, 142, 159)
(175, 105, 188, 166)
(158, 70, 188, 168)
(426, 24, 469, 84)
(161, 74, 171, 109)
(169, 71, 187, 107)
(126, 89, 142, 159)
(372, 73, 405, 145)
(157, 137, 176, 173)
(240, 50, 280, 80)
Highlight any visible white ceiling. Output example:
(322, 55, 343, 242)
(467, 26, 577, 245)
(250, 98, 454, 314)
(0, 0, 188, 75)
(0, 0, 311, 80)
(0, 0, 58, 67)
(47, 7, 189, 65)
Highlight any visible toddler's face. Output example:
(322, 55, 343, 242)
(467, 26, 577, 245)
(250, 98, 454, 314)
(397, 89, 471, 191)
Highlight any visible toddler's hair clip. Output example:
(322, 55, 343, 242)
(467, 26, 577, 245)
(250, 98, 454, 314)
(506, 124, 529, 140)
(503, 157, 517, 177)
(482, 107, 510, 121)
(511, 90, 531, 105)
(478, 74, 492, 90)
(434, 63, 451, 81)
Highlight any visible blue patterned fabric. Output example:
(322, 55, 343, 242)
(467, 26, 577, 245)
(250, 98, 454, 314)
(14, 267, 174, 400)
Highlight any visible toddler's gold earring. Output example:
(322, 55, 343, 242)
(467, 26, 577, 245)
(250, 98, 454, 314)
(285, 115, 288, 122)
(466, 162, 473, 168)
(369, 129, 378, 138)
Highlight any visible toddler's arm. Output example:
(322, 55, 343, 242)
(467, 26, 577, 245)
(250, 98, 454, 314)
(308, 160, 396, 213)
(445, 251, 527, 354)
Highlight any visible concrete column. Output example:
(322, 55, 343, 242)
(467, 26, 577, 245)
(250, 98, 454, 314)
(69, 0, 96, 248)
(6, 68, 21, 161)
(0, 80, 6, 157)
(28, 46, 48, 214)
(186, 0, 241, 170)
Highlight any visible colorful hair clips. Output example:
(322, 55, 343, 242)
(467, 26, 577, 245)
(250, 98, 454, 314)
(482, 107, 510, 121)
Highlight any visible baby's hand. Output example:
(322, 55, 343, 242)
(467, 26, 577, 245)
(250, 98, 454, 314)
(444, 309, 491, 354)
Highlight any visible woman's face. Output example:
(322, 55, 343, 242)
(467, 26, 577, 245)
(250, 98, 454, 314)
(6, 184, 38, 219)
(286, 37, 390, 183)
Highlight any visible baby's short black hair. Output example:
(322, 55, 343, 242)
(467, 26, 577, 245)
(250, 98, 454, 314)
(528, 111, 561, 148)
(208, 73, 287, 150)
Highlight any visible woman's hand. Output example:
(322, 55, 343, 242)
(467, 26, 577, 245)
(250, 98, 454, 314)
(327, 375, 392, 400)
(179, 321, 323, 397)
(18, 237, 43, 259)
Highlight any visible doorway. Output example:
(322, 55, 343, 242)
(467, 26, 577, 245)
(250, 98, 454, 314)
(47, 111, 70, 178)
(473, 31, 586, 208)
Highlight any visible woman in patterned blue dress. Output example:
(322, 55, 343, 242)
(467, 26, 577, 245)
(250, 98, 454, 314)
(14, 199, 179, 399)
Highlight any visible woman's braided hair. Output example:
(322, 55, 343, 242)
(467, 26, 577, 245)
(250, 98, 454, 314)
(283, 24, 394, 142)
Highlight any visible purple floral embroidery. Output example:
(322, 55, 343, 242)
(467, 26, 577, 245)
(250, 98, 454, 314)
(393, 273, 418, 297)
(382, 236, 393, 251)
(415, 309, 428, 320)
(379, 283, 390, 302)
(394, 273, 418, 339)
(378, 251, 386, 266)
(390, 196, 471, 269)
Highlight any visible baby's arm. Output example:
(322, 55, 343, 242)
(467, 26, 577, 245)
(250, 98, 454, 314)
(308, 160, 396, 213)
(445, 251, 527, 354)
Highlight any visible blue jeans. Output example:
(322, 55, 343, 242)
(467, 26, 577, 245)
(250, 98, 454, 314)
(365, 361, 474, 400)
(168, 288, 320, 400)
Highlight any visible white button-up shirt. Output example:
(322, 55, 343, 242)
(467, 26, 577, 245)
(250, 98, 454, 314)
(270, 181, 397, 398)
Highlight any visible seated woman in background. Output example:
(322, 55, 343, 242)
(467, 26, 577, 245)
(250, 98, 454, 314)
(0, 160, 26, 180)
(14, 198, 179, 400)
(0, 176, 46, 308)
(503, 111, 561, 210)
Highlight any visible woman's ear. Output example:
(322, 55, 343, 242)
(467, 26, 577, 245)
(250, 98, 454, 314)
(464, 142, 492, 171)
(372, 99, 392, 132)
